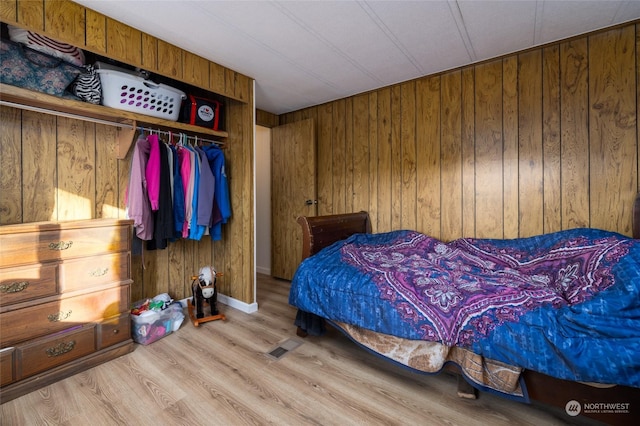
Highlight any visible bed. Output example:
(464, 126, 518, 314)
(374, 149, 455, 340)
(288, 194, 640, 424)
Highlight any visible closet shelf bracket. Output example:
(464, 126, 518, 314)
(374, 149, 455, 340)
(116, 120, 137, 159)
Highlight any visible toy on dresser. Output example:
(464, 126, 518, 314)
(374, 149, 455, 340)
(188, 266, 227, 326)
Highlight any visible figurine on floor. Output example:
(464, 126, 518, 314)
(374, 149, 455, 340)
(192, 266, 219, 319)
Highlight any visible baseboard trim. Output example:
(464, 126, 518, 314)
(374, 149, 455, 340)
(178, 293, 258, 314)
(256, 265, 270, 275)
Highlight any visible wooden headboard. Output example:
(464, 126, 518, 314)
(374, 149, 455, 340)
(298, 192, 640, 261)
(297, 211, 371, 260)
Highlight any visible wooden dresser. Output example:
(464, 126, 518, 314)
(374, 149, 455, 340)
(0, 219, 135, 402)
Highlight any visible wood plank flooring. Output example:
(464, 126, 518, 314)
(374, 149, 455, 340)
(1, 274, 601, 425)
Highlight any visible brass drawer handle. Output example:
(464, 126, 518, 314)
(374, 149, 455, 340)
(0, 281, 29, 293)
(46, 340, 76, 357)
(48, 310, 72, 322)
(49, 241, 73, 251)
(89, 267, 109, 277)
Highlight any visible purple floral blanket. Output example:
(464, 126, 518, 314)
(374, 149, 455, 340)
(289, 228, 640, 388)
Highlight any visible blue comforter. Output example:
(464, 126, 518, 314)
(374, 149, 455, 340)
(289, 228, 640, 388)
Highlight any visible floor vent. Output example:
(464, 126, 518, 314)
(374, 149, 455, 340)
(265, 338, 302, 361)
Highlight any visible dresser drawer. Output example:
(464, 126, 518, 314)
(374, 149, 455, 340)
(0, 347, 15, 386)
(0, 263, 59, 306)
(98, 313, 132, 349)
(17, 325, 96, 379)
(0, 285, 129, 347)
(0, 222, 131, 268)
(60, 252, 130, 293)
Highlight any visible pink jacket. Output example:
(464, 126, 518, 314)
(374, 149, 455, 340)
(145, 134, 161, 211)
(177, 146, 192, 238)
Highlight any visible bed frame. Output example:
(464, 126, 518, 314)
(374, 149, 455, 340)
(295, 194, 640, 425)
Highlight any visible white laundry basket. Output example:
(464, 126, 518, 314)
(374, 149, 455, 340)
(97, 68, 186, 121)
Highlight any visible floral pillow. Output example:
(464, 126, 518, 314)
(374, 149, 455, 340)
(0, 39, 81, 96)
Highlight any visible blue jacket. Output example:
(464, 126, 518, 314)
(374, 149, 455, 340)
(170, 145, 185, 239)
(203, 145, 231, 240)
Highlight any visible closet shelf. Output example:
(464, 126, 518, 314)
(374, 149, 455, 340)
(0, 83, 229, 158)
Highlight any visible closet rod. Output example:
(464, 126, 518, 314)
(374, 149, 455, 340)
(0, 100, 135, 129)
(138, 127, 225, 147)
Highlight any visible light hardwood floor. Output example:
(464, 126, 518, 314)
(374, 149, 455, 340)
(1, 274, 600, 425)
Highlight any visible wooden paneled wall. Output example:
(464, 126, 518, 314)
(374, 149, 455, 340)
(280, 22, 639, 240)
(256, 109, 279, 128)
(0, 0, 254, 304)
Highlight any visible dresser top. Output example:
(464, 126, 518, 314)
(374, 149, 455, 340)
(0, 218, 134, 235)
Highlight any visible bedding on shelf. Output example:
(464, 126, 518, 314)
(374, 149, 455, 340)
(289, 227, 640, 400)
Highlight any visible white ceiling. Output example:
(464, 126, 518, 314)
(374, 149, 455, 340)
(75, 1, 640, 115)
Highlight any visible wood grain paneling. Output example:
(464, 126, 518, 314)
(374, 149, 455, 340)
(376, 87, 392, 232)
(44, 0, 85, 46)
(461, 67, 476, 237)
(474, 60, 503, 238)
(256, 109, 279, 128)
(0, 0, 17, 24)
(0, 107, 22, 225)
(440, 72, 462, 241)
(502, 56, 519, 239)
(16, 0, 43, 30)
(226, 96, 254, 301)
(332, 99, 347, 214)
(141, 33, 157, 71)
(183, 51, 209, 87)
(85, 8, 106, 53)
(367, 92, 378, 228)
(589, 25, 637, 235)
(234, 73, 251, 103)
(518, 50, 543, 237)
(560, 39, 590, 230)
(56, 118, 95, 221)
(271, 119, 316, 280)
(106, 18, 142, 67)
(542, 45, 562, 234)
(390, 85, 402, 230)
(157, 40, 182, 80)
(95, 124, 119, 219)
(352, 94, 370, 214)
(317, 103, 333, 215)
(400, 81, 417, 231)
(416, 76, 441, 238)
(22, 111, 56, 222)
(209, 62, 226, 95)
(224, 69, 236, 99)
(280, 22, 639, 239)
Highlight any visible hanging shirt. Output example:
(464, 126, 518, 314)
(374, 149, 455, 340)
(178, 146, 193, 238)
(196, 146, 215, 228)
(203, 145, 232, 240)
(147, 141, 174, 250)
(171, 145, 185, 239)
(126, 135, 153, 240)
(145, 133, 161, 211)
(166, 144, 174, 202)
(188, 146, 206, 240)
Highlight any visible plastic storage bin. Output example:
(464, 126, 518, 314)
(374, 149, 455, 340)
(131, 301, 185, 345)
(96, 68, 186, 121)
(182, 94, 222, 130)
